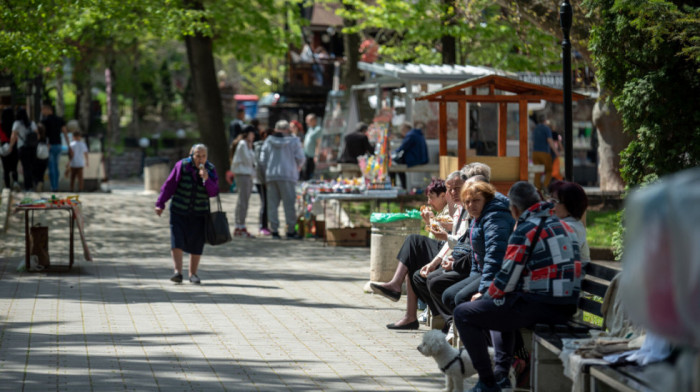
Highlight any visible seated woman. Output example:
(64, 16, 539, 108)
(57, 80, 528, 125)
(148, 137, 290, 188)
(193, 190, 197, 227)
(370, 171, 467, 329)
(441, 181, 514, 320)
(548, 180, 590, 266)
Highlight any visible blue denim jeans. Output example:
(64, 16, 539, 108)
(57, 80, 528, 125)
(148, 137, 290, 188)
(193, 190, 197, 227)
(48, 144, 63, 191)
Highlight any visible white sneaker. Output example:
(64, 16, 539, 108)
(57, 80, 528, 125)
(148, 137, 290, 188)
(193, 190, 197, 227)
(418, 309, 429, 324)
(445, 325, 455, 345)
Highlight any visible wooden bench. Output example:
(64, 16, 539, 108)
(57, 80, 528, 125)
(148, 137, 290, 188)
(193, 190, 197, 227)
(529, 260, 620, 392)
(388, 163, 441, 174)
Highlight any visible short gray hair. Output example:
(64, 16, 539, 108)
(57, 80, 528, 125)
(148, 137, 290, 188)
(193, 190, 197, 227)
(275, 120, 290, 131)
(445, 170, 464, 183)
(507, 181, 541, 212)
(462, 162, 491, 183)
(190, 143, 207, 154)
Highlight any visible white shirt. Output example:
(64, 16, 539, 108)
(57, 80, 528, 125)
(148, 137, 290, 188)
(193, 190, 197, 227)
(231, 140, 256, 176)
(12, 121, 37, 149)
(69, 140, 88, 168)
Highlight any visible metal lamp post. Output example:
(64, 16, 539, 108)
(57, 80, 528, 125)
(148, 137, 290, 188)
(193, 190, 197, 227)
(560, 0, 573, 181)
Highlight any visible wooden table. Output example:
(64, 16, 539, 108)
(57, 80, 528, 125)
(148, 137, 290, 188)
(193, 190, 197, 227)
(15, 205, 75, 270)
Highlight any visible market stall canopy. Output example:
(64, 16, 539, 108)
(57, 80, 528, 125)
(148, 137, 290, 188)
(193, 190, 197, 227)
(416, 74, 588, 188)
(416, 74, 588, 103)
(358, 62, 508, 84)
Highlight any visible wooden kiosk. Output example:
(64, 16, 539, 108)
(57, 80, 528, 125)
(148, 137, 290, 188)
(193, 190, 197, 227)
(416, 75, 587, 192)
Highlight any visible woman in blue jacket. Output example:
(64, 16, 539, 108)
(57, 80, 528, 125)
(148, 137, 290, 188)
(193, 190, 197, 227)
(442, 181, 514, 312)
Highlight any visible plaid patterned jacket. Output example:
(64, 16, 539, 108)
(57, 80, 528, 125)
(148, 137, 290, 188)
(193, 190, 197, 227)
(487, 201, 582, 305)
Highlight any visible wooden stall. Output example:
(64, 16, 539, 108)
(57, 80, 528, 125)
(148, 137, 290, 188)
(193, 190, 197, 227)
(417, 75, 587, 193)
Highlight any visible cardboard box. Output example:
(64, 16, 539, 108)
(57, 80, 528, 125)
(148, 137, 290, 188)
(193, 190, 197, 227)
(325, 227, 369, 247)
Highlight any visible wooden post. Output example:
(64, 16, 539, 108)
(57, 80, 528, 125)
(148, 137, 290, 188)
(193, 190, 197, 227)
(498, 102, 507, 157)
(439, 102, 447, 156)
(458, 100, 467, 168)
(519, 99, 528, 181)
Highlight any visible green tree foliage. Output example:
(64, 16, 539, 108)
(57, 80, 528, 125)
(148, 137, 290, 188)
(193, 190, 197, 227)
(339, 0, 561, 71)
(586, 0, 700, 186)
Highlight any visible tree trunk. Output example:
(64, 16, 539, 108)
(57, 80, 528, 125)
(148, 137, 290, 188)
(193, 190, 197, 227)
(184, 32, 229, 192)
(441, 0, 456, 65)
(105, 55, 120, 181)
(341, 3, 362, 90)
(592, 93, 630, 192)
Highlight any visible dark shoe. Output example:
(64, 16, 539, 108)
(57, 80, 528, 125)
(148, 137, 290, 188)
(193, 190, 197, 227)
(189, 274, 201, 284)
(286, 232, 302, 240)
(370, 282, 401, 302)
(386, 320, 419, 330)
(495, 372, 511, 390)
(468, 380, 501, 392)
(170, 273, 183, 283)
(271, 232, 281, 240)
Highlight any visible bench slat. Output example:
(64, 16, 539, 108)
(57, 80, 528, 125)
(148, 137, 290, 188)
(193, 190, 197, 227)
(578, 297, 603, 317)
(586, 262, 619, 281)
(581, 279, 609, 298)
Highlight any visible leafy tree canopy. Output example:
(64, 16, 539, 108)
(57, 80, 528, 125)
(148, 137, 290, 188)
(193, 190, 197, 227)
(338, 0, 562, 71)
(586, 0, 700, 185)
(0, 0, 294, 79)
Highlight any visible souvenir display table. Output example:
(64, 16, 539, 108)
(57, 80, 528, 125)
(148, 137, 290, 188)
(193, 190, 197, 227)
(14, 196, 91, 270)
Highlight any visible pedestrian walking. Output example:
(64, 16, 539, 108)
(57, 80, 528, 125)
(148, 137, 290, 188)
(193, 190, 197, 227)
(41, 102, 69, 192)
(254, 128, 272, 236)
(230, 125, 256, 238)
(0, 106, 19, 190)
(9, 108, 38, 191)
(155, 144, 219, 284)
(67, 132, 89, 192)
(301, 113, 322, 180)
(33, 123, 50, 191)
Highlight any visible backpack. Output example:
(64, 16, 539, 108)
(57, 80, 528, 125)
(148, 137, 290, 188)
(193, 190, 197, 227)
(24, 132, 39, 149)
(19, 124, 39, 149)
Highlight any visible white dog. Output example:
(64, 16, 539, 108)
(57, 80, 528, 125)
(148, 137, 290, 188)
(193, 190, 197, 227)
(417, 330, 477, 392)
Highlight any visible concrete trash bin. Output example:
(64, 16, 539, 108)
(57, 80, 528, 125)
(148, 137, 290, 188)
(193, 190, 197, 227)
(369, 218, 422, 283)
(144, 157, 171, 192)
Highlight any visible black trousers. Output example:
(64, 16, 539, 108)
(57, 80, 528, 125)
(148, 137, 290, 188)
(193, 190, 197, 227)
(256, 183, 268, 230)
(18, 146, 36, 191)
(389, 172, 407, 189)
(1, 147, 18, 188)
(33, 158, 48, 187)
(418, 270, 479, 331)
(395, 234, 442, 292)
(454, 294, 576, 383)
(301, 157, 315, 181)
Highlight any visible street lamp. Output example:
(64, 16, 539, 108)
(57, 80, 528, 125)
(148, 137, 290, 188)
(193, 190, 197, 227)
(560, 0, 573, 181)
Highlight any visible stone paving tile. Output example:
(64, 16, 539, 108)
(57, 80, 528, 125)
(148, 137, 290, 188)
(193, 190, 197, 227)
(0, 187, 450, 391)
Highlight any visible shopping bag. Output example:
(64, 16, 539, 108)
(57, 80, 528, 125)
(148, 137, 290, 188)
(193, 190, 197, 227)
(30, 224, 50, 267)
(205, 194, 232, 245)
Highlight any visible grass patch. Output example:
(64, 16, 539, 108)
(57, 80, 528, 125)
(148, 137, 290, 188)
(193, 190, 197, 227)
(585, 210, 620, 248)
(582, 294, 605, 327)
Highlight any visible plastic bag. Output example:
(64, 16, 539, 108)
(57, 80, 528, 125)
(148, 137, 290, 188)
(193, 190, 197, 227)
(370, 209, 422, 223)
(620, 167, 700, 349)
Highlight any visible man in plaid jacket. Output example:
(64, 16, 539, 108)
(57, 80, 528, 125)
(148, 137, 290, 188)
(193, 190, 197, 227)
(454, 181, 583, 392)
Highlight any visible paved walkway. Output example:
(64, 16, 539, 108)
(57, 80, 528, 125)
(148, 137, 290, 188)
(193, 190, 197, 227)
(0, 183, 456, 391)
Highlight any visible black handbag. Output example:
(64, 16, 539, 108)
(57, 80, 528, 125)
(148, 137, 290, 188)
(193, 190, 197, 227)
(451, 231, 473, 274)
(205, 194, 232, 245)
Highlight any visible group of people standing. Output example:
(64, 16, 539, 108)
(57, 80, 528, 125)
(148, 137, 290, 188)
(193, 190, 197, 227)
(0, 103, 89, 193)
(226, 111, 323, 239)
(371, 162, 590, 392)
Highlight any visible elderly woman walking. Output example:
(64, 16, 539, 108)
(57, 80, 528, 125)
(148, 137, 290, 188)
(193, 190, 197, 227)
(155, 144, 219, 284)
